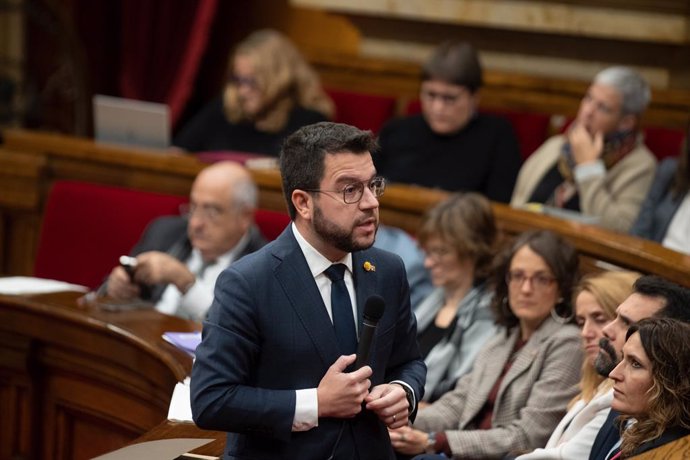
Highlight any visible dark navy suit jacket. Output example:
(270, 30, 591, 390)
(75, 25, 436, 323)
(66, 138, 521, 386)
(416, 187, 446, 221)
(191, 226, 426, 459)
(589, 410, 620, 460)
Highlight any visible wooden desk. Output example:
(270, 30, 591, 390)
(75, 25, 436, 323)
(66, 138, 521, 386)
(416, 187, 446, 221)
(0, 290, 197, 460)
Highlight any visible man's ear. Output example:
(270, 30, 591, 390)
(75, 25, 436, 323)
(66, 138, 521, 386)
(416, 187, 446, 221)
(292, 190, 313, 220)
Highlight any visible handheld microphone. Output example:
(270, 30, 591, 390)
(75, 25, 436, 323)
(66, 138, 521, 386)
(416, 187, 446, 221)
(354, 295, 385, 369)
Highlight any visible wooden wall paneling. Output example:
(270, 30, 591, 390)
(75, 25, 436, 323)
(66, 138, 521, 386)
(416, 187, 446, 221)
(0, 292, 196, 459)
(0, 150, 45, 276)
(0, 331, 36, 459)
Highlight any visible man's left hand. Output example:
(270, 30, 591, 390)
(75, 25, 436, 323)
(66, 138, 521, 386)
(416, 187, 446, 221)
(365, 383, 409, 429)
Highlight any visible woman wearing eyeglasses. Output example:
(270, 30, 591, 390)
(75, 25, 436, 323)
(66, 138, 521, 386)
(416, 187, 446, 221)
(413, 193, 500, 405)
(391, 230, 583, 459)
(174, 29, 333, 156)
(373, 40, 521, 203)
(604, 317, 690, 459)
(516, 270, 639, 459)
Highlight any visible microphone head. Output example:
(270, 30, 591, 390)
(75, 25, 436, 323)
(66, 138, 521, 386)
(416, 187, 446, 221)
(363, 295, 385, 322)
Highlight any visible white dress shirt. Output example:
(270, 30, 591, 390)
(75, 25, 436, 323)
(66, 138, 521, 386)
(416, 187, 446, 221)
(155, 232, 250, 321)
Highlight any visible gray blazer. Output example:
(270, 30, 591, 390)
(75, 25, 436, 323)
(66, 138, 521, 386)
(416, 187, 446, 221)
(413, 316, 583, 459)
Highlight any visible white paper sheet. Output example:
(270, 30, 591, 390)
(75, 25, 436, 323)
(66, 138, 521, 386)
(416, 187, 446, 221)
(0, 276, 88, 295)
(168, 377, 194, 422)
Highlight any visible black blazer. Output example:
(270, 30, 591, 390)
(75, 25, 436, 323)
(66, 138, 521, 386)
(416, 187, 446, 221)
(103, 215, 266, 302)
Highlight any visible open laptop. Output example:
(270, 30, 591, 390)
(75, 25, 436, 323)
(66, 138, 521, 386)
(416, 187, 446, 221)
(93, 94, 170, 149)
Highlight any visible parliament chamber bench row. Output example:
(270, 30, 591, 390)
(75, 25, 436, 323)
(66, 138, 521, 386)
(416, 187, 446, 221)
(1, 128, 689, 459)
(314, 52, 690, 162)
(325, 87, 686, 162)
(2, 128, 689, 287)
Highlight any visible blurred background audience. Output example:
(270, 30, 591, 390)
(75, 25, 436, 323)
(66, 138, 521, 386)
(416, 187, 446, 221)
(374, 40, 521, 203)
(173, 29, 333, 156)
(414, 192, 500, 404)
(511, 66, 656, 233)
(100, 161, 266, 320)
(630, 127, 690, 254)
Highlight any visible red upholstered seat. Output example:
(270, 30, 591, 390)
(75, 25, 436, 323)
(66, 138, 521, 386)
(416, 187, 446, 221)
(34, 181, 188, 288)
(404, 99, 550, 159)
(34, 181, 292, 289)
(482, 108, 551, 160)
(643, 126, 685, 160)
(254, 208, 291, 241)
(326, 89, 397, 133)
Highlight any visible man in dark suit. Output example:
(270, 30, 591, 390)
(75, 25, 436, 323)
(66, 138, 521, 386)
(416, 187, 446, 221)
(191, 122, 426, 459)
(103, 161, 266, 320)
(588, 276, 690, 460)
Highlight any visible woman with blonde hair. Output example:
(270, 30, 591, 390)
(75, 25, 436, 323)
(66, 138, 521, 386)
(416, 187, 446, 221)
(174, 29, 333, 155)
(517, 270, 639, 459)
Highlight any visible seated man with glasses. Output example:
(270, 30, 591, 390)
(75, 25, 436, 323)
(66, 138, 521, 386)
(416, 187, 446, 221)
(374, 40, 521, 203)
(100, 161, 267, 320)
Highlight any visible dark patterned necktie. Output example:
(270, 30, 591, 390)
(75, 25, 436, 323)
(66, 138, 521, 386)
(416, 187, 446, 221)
(324, 264, 357, 355)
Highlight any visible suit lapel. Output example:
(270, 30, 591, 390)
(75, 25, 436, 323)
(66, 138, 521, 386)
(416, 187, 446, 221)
(460, 329, 516, 427)
(351, 251, 378, 326)
(272, 228, 342, 368)
(497, 317, 561, 403)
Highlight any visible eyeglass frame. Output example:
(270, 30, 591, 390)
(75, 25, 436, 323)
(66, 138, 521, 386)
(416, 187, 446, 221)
(179, 202, 231, 223)
(302, 176, 386, 204)
(505, 270, 557, 290)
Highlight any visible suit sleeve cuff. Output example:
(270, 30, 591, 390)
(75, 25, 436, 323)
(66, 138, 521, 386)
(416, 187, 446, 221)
(292, 388, 318, 432)
(573, 159, 606, 183)
(391, 380, 416, 412)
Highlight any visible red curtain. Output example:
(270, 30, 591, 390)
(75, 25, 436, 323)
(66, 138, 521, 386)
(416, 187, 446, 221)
(118, 0, 218, 126)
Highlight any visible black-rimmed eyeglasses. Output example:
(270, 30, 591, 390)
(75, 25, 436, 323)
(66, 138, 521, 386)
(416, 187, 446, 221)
(303, 177, 386, 204)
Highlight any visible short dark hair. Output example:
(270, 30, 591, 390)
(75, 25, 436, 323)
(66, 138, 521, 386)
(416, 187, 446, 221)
(417, 192, 498, 279)
(633, 275, 690, 322)
(279, 122, 377, 219)
(421, 41, 483, 93)
(490, 230, 580, 330)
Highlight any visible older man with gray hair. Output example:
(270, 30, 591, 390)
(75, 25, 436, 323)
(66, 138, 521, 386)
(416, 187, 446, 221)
(102, 161, 267, 320)
(511, 66, 656, 232)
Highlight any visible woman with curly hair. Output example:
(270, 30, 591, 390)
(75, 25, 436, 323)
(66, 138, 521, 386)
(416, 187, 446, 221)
(174, 29, 333, 155)
(606, 317, 690, 459)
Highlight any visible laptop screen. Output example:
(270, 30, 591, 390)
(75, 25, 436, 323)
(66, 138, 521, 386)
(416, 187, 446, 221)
(93, 94, 170, 150)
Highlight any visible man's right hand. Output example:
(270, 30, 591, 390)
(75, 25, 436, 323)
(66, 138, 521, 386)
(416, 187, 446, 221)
(106, 266, 141, 300)
(317, 354, 372, 419)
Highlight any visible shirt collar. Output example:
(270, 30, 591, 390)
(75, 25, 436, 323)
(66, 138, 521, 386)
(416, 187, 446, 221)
(291, 222, 352, 278)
